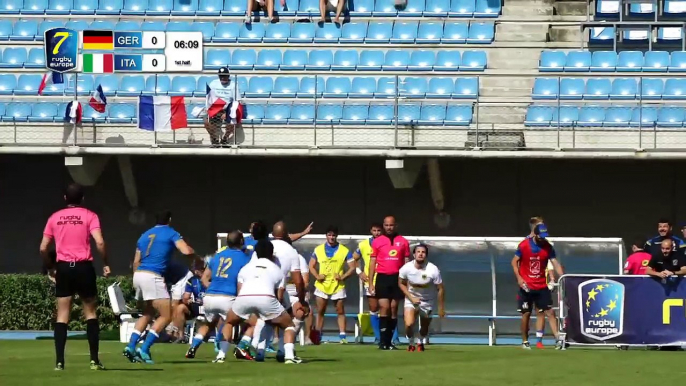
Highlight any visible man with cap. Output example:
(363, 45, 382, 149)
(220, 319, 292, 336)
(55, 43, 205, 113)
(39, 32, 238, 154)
(205, 67, 241, 147)
(644, 218, 684, 256)
(511, 221, 564, 350)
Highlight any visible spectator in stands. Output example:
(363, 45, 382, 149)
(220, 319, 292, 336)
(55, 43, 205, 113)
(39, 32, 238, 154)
(624, 238, 652, 275)
(246, 0, 285, 23)
(206, 67, 241, 147)
(644, 219, 684, 256)
(646, 239, 686, 279)
(320, 0, 346, 24)
(679, 222, 686, 241)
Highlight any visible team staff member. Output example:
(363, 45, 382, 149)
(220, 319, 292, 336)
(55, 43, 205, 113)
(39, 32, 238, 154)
(528, 216, 551, 349)
(310, 226, 355, 344)
(353, 223, 383, 343)
(646, 239, 686, 278)
(624, 238, 652, 275)
(511, 223, 564, 350)
(40, 183, 110, 371)
(644, 219, 684, 255)
(368, 215, 411, 350)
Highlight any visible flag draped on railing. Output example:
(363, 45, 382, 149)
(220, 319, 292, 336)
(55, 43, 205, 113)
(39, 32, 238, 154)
(138, 96, 188, 131)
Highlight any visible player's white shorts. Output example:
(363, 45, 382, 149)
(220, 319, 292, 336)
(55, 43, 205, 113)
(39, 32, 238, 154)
(133, 271, 169, 301)
(203, 295, 236, 321)
(286, 290, 301, 307)
(404, 299, 433, 318)
(233, 295, 285, 321)
(314, 288, 346, 300)
(170, 271, 193, 301)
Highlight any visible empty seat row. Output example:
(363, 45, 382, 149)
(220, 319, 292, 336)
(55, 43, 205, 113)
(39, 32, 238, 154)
(0, 0, 501, 17)
(595, 0, 686, 18)
(540, 50, 686, 72)
(0, 102, 474, 126)
(533, 77, 686, 100)
(589, 27, 685, 45)
(0, 20, 495, 45)
(525, 105, 686, 127)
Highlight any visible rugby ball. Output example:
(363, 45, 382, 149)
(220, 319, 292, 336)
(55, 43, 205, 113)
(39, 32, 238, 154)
(310, 329, 322, 345)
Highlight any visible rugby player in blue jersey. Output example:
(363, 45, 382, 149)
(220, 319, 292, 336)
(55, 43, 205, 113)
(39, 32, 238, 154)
(123, 211, 198, 364)
(169, 259, 206, 342)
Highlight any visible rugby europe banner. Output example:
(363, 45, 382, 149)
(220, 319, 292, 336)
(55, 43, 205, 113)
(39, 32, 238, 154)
(564, 275, 686, 345)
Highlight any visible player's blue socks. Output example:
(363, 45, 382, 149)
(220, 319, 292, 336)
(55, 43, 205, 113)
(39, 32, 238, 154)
(339, 332, 346, 341)
(191, 333, 204, 349)
(141, 330, 159, 353)
(370, 312, 380, 341)
(536, 330, 544, 343)
(127, 330, 142, 351)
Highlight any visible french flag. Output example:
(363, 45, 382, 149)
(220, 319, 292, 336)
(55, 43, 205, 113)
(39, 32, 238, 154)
(64, 101, 82, 124)
(38, 71, 64, 95)
(206, 84, 228, 118)
(89, 84, 107, 113)
(138, 96, 188, 131)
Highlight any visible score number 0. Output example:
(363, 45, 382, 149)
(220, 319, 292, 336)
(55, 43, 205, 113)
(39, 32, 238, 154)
(143, 54, 166, 72)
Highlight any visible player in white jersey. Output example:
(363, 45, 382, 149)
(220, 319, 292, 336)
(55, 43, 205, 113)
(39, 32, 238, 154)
(226, 240, 302, 364)
(398, 244, 445, 352)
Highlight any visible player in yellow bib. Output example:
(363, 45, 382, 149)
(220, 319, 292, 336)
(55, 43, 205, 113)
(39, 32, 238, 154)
(309, 226, 355, 344)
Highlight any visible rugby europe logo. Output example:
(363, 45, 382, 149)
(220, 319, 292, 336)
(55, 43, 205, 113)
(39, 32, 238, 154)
(578, 278, 625, 341)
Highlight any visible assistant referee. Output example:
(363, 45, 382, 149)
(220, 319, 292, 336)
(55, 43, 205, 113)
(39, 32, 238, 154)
(368, 215, 410, 350)
(39, 183, 110, 371)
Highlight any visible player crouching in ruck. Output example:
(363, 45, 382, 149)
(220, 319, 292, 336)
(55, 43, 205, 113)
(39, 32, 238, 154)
(398, 244, 445, 352)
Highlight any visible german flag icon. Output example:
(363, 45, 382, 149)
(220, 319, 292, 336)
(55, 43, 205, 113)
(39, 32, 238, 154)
(82, 30, 113, 50)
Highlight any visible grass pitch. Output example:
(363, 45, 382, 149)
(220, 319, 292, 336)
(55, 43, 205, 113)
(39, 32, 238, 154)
(0, 340, 680, 386)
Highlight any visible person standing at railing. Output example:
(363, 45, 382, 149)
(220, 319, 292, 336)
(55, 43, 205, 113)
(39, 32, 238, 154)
(624, 237, 652, 275)
(644, 218, 684, 256)
(205, 67, 241, 148)
(646, 239, 686, 280)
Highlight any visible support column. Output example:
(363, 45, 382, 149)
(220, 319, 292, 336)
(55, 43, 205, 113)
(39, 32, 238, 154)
(385, 158, 422, 189)
(65, 155, 110, 187)
(117, 155, 146, 225)
(427, 158, 451, 229)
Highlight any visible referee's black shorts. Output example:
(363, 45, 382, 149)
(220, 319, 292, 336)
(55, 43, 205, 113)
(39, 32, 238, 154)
(374, 273, 404, 300)
(55, 261, 98, 299)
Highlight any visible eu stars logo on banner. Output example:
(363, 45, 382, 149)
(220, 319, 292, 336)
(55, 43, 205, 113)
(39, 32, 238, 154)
(578, 279, 625, 341)
(44, 28, 79, 73)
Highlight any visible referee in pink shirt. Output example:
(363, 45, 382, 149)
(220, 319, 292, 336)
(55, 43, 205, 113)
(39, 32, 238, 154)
(368, 215, 410, 350)
(39, 183, 110, 371)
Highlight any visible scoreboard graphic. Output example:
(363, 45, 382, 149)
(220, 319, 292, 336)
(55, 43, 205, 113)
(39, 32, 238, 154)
(44, 28, 203, 73)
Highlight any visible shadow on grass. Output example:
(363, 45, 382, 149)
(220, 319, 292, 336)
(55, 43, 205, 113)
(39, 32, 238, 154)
(105, 368, 164, 372)
(304, 358, 340, 363)
(161, 361, 212, 364)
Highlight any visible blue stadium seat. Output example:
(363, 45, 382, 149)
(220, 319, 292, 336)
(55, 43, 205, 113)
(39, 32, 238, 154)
(657, 27, 683, 45)
(94, 74, 118, 95)
(316, 104, 343, 124)
(73, 0, 98, 14)
(11, 20, 38, 41)
(230, 49, 256, 70)
(0, 74, 16, 95)
(22, 0, 48, 14)
(467, 22, 494, 44)
(398, 104, 421, 124)
(290, 23, 315, 43)
(82, 103, 106, 123)
(449, 0, 475, 17)
(0, 0, 22, 14)
(115, 21, 141, 31)
(358, 50, 384, 71)
(340, 22, 367, 44)
(297, 77, 324, 97)
(408, 50, 436, 71)
(193, 75, 213, 96)
(589, 27, 615, 45)
(197, 0, 222, 15)
(109, 104, 136, 123)
(192, 22, 215, 42)
(66, 74, 93, 96)
(281, 50, 308, 70)
(630, 107, 657, 127)
(474, 0, 500, 17)
(47, 0, 73, 15)
(289, 104, 315, 124)
(349, 0, 373, 16)
(243, 104, 265, 124)
(307, 50, 333, 70)
(275, 0, 297, 16)
(596, 0, 619, 18)
(25, 48, 45, 68)
(425, 0, 449, 16)
(367, 104, 394, 124)
(205, 49, 230, 70)
(663, 78, 686, 99)
(37, 20, 65, 41)
(622, 29, 649, 45)
(315, 23, 342, 43)
(255, 49, 282, 70)
(616, 51, 643, 71)
(560, 78, 584, 100)
(629, 2, 655, 17)
(669, 51, 686, 72)
(172, 0, 198, 15)
(539, 50, 565, 72)
(214, 22, 240, 43)
(30, 103, 58, 122)
(419, 104, 447, 125)
(455, 77, 478, 98)
(641, 78, 664, 99)
(603, 106, 632, 127)
(400, 77, 428, 97)
(222, 0, 246, 15)
(89, 20, 116, 30)
(644, 51, 669, 71)
(15, 74, 42, 95)
(524, 105, 553, 126)
(610, 78, 638, 99)
(4, 103, 31, 122)
(0, 48, 27, 68)
(245, 76, 273, 98)
(374, 0, 398, 16)
(297, 0, 319, 16)
(119, 75, 145, 96)
(143, 75, 170, 95)
(657, 106, 685, 127)
(350, 77, 376, 98)
(552, 106, 579, 127)
(122, 0, 146, 14)
(332, 50, 358, 71)
(401, 0, 426, 16)
(238, 23, 266, 43)
(323, 77, 351, 98)
(375, 77, 397, 97)
(590, 51, 617, 71)
(577, 105, 605, 126)
(444, 104, 472, 126)
(264, 23, 290, 43)
(340, 104, 369, 125)
(169, 76, 196, 96)
(564, 50, 592, 71)
(391, 22, 419, 44)
(427, 77, 455, 98)
(141, 21, 166, 31)
(366, 22, 393, 43)
(96, 0, 122, 14)
(0, 20, 11, 40)
(460, 50, 486, 71)
(417, 22, 444, 44)
(434, 51, 461, 71)
(66, 20, 90, 31)
(532, 78, 559, 100)
(383, 50, 411, 71)
(664, 0, 686, 17)
(584, 78, 611, 100)
(147, 0, 173, 15)
(166, 21, 192, 33)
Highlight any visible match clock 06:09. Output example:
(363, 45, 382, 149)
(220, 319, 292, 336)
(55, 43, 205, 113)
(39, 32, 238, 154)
(173, 40, 200, 49)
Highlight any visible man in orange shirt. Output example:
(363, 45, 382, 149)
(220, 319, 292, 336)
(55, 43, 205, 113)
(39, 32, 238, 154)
(624, 238, 652, 275)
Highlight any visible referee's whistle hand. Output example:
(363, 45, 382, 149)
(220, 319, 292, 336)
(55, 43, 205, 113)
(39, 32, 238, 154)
(103, 266, 111, 277)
